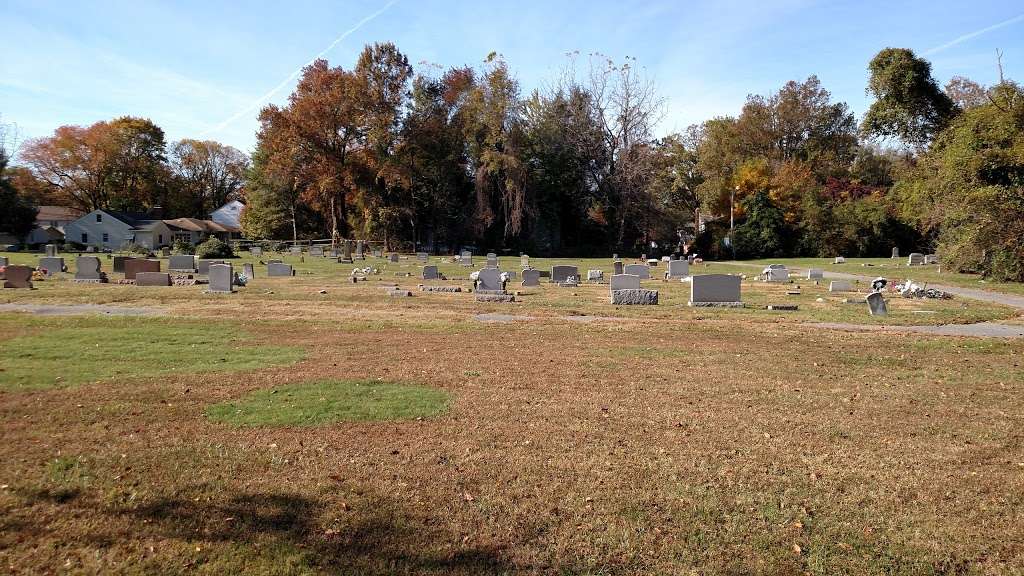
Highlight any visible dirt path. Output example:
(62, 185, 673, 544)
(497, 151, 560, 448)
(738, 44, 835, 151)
(0, 303, 165, 316)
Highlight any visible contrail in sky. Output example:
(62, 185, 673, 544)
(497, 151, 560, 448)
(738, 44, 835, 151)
(203, 0, 398, 136)
(923, 13, 1024, 56)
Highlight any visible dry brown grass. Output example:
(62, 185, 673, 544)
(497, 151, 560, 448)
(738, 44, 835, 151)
(1, 256, 1023, 574)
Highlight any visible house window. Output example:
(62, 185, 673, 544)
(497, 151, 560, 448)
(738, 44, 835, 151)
(102, 233, 109, 243)
(96, 213, 102, 223)
(158, 234, 163, 244)
(81, 233, 88, 243)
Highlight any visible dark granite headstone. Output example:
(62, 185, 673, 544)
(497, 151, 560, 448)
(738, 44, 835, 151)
(521, 269, 540, 287)
(113, 256, 135, 273)
(551, 265, 578, 283)
(169, 255, 197, 272)
(124, 259, 160, 280)
(2, 265, 33, 288)
(690, 274, 742, 306)
(422, 265, 439, 280)
(135, 272, 171, 286)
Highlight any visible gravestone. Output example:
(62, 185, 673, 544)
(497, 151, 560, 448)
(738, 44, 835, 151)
(460, 250, 473, 267)
(341, 240, 354, 263)
(135, 272, 171, 286)
(417, 252, 429, 263)
(833, 256, 846, 264)
(3, 265, 33, 288)
(74, 256, 107, 283)
(623, 264, 650, 280)
(124, 259, 160, 280)
(169, 255, 197, 272)
(0, 256, 7, 268)
(486, 253, 498, 268)
(610, 288, 658, 305)
(551, 265, 578, 283)
(389, 253, 399, 263)
(45, 244, 58, 257)
(113, 256, 135, 273)
(687, 254, 695, 264)
(866, 292, 888, 316)
(521, 268, 540, 287)
(250, 246, 263, 257)
(806, 268, 824, 280)
(665, 260, 689, 279)
(520, 254, 529, 268)
(160, 247, 171, 257)
(587, 270, 604, 282)
(689, 274, 742, 306)
(290, 245, 302, 255)
(355, 240, 365, 260)
(197, 259, 224, 275)
(267, 263, 294, 277)
(762, 265, 789, 282)
(372, 249, 383, 258)
(891, 247, 899, 258)
(476, 268, 504, 292)
(829, 280, 853, 292)
(208, 263, 234, 293)
(609, 274, 641, 291)
(613, 261, 624, 275)
(38, 257, 65, 276)
(309, 246, 324, 257)
(924, 254, 938, 265)
(242, 262, 255, 279)
(907, 253, 925, 266)
(422, 265, 439, 280)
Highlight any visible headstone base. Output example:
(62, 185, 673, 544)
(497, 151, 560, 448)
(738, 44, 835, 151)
(688, 301, 743, 307)
(611, 289, 658, 305)
(476, 293, 515, 302)
(420, 285, 462, 293)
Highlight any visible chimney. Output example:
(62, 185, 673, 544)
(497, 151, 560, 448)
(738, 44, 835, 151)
(148, 205, 164, 219)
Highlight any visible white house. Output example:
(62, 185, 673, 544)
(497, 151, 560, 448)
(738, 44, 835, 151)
(210, 200, 244, 231)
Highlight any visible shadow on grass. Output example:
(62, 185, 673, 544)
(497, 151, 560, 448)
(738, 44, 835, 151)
(125, 490, 517, 575)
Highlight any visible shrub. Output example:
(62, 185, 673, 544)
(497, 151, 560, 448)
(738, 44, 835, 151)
(195, 237, 235, 259)
(124, 243, 151, 255)
(172, 239, 195, 255)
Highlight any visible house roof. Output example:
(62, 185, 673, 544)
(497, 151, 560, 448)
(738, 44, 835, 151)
(104, 210, 154, 227)
(162, 218, 239, 234)
(36, 206, 83, 222)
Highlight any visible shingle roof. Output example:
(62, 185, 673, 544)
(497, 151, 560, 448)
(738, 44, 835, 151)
(35, 206, 83, 222)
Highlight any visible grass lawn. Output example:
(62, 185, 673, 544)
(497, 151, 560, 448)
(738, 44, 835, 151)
(1, 248, 1023, 575)
(207, 379, 451, 426)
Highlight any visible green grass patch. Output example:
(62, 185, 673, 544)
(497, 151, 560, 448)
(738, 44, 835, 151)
(206, 379, 451, 427)
(0, 317, 304, 391)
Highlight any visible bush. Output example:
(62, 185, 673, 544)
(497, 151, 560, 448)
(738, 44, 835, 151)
(195, 237, 235, 259)
(172, 239, 195, 255)
(124, 243, 151, 255)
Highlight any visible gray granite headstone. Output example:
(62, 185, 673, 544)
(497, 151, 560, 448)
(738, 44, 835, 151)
(689, 274, 742, 306)
(521, 269, 540, 287)
(389, 253, 399, 263)
(763, 264, 789, 282)
(74, 256, 106, 282)
(867, 292, 887, 316)
(891, 247, 899, 258)
(39, 257, 65, 276)
(197, 259, 224, 275)
(907, 253, 924, 266)
(833, 256, 846, 264)
(3, 265, 33, 288)
(486, 253, 498, 268)
(551, 265, 578, 283)
(124, 259, 159, 280)
(623, 263, 649, 280)
(806, 268, 824, 280)
(208, 263, 234, 293)
(610, 288, 658, 305)
(0, 256, 8, 267)
(341, 240, 353, 262)
(422, 265, 439, 280)
(45, 244, 58, 257)
(309, 246, 324, 257)
(520, 254, 529, 268)
(665, 260, 689, 279)
(135, 272, 171, 286)
(924, 254, 938, 265)
(460, 250, 472, 267)
(355, 240, 365, 260)
(417, 252, 428, 262)
(242, 263, 255, 279)
(609, 274, 640, 291)
(372, 249, 383, 258)
(829, 280, 853, 292)
(476, 268, 503, 291)
(169, 255, 197, 272)
(290, 245, 302, 255)
(613, 261, 624, 275)
(250, 246, 263, 257)
(267, 263, 294, 277)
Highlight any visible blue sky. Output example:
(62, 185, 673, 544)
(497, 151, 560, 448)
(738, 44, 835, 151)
(2, 0, 1022, 154)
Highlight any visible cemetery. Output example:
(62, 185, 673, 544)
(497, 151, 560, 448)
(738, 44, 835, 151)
(1, 245, 1024, 573)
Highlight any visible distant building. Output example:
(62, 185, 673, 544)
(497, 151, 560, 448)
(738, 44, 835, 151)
(23, 206, 84, 246)
(210, 200, 245, 230)
(64, 204, 241, 251)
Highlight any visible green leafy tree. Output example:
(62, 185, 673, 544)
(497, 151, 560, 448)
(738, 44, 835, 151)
(861, 48, 958, 148)
(0, 148, 38, 239)
(732, 191, 788, 258)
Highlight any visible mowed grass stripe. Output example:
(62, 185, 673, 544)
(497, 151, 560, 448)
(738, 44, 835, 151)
(206, 379, 451, 426)
(0, 317, 305, 390)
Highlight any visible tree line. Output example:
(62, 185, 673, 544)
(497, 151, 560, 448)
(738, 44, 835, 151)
(2, 44, 1021, 279)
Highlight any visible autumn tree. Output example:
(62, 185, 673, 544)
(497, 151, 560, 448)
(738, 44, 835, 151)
(169, 139, 249, 218)
(21, 116, 169, 213)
